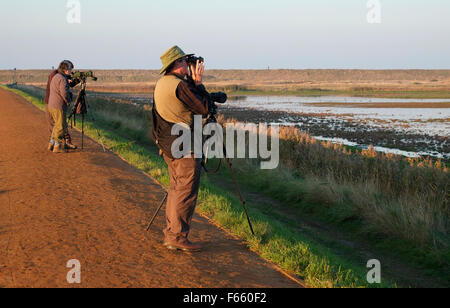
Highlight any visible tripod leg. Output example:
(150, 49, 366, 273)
(146, 192, 168, 231)
(224, 155, 255, 236)
(204, 130, 255, 235)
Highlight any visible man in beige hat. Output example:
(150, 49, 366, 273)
(152, 46, 211, 252)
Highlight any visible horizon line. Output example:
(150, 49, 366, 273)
(2, 68, 450, 71)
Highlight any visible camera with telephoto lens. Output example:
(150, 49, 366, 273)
(71, 71, 98, 82)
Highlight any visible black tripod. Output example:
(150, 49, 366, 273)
(68, 80, 106, 152)
(201, 113, 255, 235)
(146, 112, 255, 236)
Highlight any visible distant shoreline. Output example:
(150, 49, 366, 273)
(2, 69, 449, 98)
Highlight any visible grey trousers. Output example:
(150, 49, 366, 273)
(163, 154, 202, 243)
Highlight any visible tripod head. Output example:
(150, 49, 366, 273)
(205, 111, 218, 125)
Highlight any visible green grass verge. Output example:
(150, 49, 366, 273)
(1, 84, 399, 288)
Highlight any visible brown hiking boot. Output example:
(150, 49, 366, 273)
(164, 240, 202, 252)
(53, 144, 66, 153)
(48, 143, 54, 152)
(64, 142, 78, 150)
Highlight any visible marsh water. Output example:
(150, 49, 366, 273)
(88, 92, 449, 159)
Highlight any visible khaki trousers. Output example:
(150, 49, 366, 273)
(163, 154, 202, 243)
(48, 108, 68, 144)
(46, 105, 72, 143)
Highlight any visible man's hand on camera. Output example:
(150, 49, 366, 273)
(190, 59, 205, 86)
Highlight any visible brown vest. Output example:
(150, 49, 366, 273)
(154, 75, 193, 126)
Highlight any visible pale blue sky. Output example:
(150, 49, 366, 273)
(0, 0, 449, 69)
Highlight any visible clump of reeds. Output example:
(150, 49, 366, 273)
(213, 115, 449, 251)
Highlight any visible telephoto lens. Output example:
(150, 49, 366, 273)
(210, 92, 227, 104)
(71, 71, 98, 82)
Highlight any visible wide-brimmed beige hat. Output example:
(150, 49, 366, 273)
(159, 45, 193, 75)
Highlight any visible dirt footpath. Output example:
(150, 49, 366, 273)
(0, 88, 301, 288)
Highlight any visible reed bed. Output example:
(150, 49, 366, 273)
(216, 115, 449, 253)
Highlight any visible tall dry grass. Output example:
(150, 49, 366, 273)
(218, 117, 449, 252)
